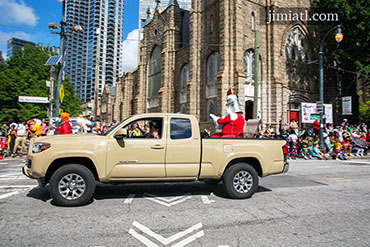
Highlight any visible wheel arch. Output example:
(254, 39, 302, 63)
(45, 157, 99, 184)
(223, 158, 263, 177)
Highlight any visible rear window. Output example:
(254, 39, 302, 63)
(170, 118, 192, 139)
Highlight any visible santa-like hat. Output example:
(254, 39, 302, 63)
(226, 87, 237, 101)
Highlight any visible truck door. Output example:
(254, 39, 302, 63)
(165, 117, 201, 178)
(106, 117, 166, 178)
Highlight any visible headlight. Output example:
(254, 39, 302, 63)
(32, 143, 51, 153)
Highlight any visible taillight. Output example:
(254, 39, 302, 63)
(282, 144, 288, 161)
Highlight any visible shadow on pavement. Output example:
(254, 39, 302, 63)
(27, 186, 50, 202)
(26, 181, 273, 205)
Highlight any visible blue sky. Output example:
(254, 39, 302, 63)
(0, 0, 140, 72)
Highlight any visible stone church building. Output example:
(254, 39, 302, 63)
(100, 0, 339, 132)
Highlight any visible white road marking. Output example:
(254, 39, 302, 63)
(144, 193, 192, 207)
(129, 228, 160, 247)
(0, 185, 34, 189)
(130, 221, 203, 246)
(0, 191, 20, 199)
(124, 194, 135, 204)
(171, 230, 204, 247)
(0, 177, 29, 180)
(342, 160, 370, 164)
(201, 196, 215, 204)
(0, 173, 20, 178)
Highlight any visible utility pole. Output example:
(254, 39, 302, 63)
(55, 0, 67, 117)
(253, 30, 260, 119)
(318, 25, 342, 149)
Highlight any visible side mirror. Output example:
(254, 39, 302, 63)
(114, 129, 127, 140)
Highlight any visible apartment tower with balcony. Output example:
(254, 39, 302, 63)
(64, 0, 124, 103)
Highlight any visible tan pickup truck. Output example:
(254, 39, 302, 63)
(23, 113, 288, 206)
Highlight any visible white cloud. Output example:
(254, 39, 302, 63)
(0, 0, 39, 27)
(0, 31, 33, 59)
(121, 29, 142, 73)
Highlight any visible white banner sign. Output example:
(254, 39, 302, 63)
(18, 96, 49, 104)
(342, 96, 352, 115)
(301, 102, 333, 124)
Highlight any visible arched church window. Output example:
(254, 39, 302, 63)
(180, 64, 189, 113)
(148, 46, 161, 109)
(181, 64, 189, 90)
(285, 26, 310, 62)
(251, 12, 255, 30)
(210, 14, 214, 33)
(207, 52, 220, 84)
(206, 52, 219, 120)
(244, 50, 255, 82)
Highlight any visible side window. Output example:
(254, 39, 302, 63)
(170, 118, 192, 139)
(122, 118, 162, 139)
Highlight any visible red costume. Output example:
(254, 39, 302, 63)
(210, 87, 245, 138)
(217, 113, 245, 136)
(56, 113, 72, 135)
(313, 120, 320, 130)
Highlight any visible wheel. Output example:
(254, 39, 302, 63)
(49, 164, 96, 206)
(222, 163, 258, 199)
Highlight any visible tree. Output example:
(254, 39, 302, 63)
(60, 76, 84, 116)
(313, 0, 370, 123)
(0, 44, 83, 121)
(358, 90, 370, 124)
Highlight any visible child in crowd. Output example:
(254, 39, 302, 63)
(311, 143, 326, 160)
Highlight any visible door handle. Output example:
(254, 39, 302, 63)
(151, 144, 164, 150)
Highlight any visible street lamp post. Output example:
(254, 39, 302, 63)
(49, 0, 83, 117)
(48, 0, 67, 117)
(318, 25, 343, 149)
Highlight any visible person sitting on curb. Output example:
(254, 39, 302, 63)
(311, 143, 327, 160)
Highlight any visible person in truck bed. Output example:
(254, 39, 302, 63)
(210, 87, 245, 138)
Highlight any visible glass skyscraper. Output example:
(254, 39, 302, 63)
(7, 38, 36, 57)
(64, 0, 124, 103)
(139, 0, 191, 21)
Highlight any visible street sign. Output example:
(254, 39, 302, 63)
(59, 84, 65, 103)
(18, 96, 49, 104)
(46, 81, 51, 88)
(310, 114, 321, 121)
(316, 101, 324, 113)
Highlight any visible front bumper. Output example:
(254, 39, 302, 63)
(22, 165, 46, 187)
(283, 161, 289, 173)
(22, 165, 34, 178)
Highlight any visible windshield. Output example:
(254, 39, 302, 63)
(101, 116, 132, 136)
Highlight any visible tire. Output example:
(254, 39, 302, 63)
(49, 164, 96, 206)
(222, 163, 259, 199)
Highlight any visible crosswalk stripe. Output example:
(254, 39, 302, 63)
(0, 191, 20, 199)
(0, 173, 20, 178)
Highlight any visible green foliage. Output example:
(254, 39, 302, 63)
(60, 77, 84, 117)
(358, 91, 370, 124)
(313, 0, 370, 82)
(0, 45, 83, 121)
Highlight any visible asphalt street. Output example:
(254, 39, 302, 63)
(0, 156, 369, 247)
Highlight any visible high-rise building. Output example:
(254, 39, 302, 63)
(64, 0, 124, 103)
(139, 0, 191, 21)
(7, 38, 36, 57)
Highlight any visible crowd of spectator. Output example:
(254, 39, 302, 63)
(1, 115, 369, 161)
(257, 118, 370, 160)
(0, 114, 118, 158)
